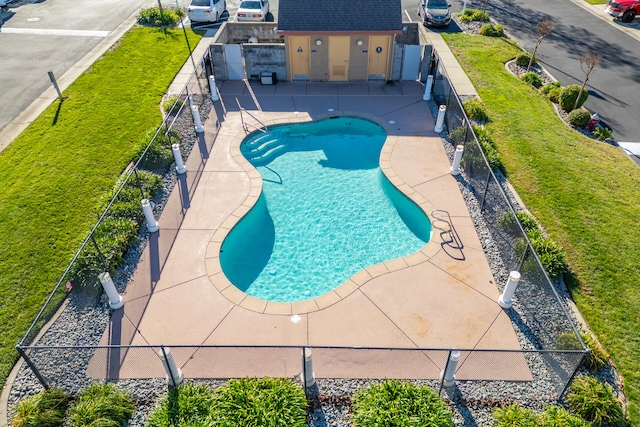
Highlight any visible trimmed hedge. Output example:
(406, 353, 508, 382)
(559, 84, 589, 112)
(568, 109, 591, 128)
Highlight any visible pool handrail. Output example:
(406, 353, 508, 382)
(236, 98, 267, 133)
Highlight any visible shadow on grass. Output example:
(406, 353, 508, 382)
(52, 99, 63, 126)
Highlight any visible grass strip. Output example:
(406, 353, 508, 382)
(441, 33, 640, 423)
(0, 26, 202, 387)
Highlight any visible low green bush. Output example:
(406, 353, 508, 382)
(479, 23, 504, 37)
(539, 406, 591, 427)
(162, 96, 184, 114)
(474, 126, 505, 174)
(136, 128, 180, 173)
(568, 108, 591, 128)
(449, 126, 468, 144)
(460, 9, 489, 22)
(12, 389, 70, 427)
(137, 7, 185, 27)
(540, 81, 561, 95)
(528, 231, 568, 278)
(493, 403, 536, 427)
(548, 87, 562, 103)
(556, 332, 609, 372)
(352, 380, 452, 427)
(521, 71, 542, 88)
(498, 211, 538, 235)
(68, 383, 135, 427)
(463, 97, 489, 122)
(567, 376, 626, 427)
(593, 126, 613, 141)
(147, 382, 217, 427)
(211, 377, 307, 427)
(559, 84, 589, 112)
(515, 53, 535, 67)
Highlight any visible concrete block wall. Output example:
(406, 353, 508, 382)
(420, 45, 433, 82)
(209, 44, 228, 81)
(243, 44, 287, 82)
(391, 43, 403, 81)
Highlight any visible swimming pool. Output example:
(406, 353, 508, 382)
(220, 117, 432, 302)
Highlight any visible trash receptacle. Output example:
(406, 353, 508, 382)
(260, 71, 277, 85)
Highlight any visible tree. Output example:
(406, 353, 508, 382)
(527, 18, 555, 72)
(575, 53, 602, 110)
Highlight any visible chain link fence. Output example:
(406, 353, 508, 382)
(13, 48, 586, 406)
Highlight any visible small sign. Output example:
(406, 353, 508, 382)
(311, 49, 317, 53)
(362, 50, 368, 53)
(65, 281, 73, 292)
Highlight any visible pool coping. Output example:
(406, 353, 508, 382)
(204, 111, 439, 315)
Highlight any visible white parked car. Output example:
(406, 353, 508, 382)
(188, 0, 226, 23)
(236, 0, 269, 21)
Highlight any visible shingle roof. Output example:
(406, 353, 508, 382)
(277, 0, 403, 32)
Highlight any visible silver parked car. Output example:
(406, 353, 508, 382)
(188, 0, 226, 23)
(236, 0, 269, 21)
(417, 0, 451, 27)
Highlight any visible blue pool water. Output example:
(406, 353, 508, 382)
(220, 117, 432, 302)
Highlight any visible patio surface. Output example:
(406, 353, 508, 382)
(92, 80, 531, 383)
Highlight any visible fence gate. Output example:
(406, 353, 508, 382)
(224, 44, 244, 80)
(401, 45, 423, 80)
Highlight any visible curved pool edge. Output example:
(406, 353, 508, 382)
(205, 111, 442, 315)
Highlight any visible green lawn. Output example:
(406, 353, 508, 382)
(585, 0, 607, 5)
(0, 27, 201, 386)
(442, 34, 640, 423)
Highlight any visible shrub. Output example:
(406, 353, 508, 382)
(147, 382, 217, 427)
(479, 23, 504, 37)
(538, 406, 591, 427)
(515, 53, 535, 67)
(521, 71, 542, 88)
(474, 126, 505, 174)
(556, 332, 609, 372)
(136, 128, 181, 172)
(460, 9, 489, 22)
(499, 211, 538, 235)
(137, 7, 184, 27)
(567, 376, 626, 427)
(568, 108, 591, 128)
(529, 233, 568, 278)
(548, 87, 562, 103)
(540, 81, 561, 95)
(68, 383, 135, 427)
(493, 403, 536, 427)
(592, 126, 613, 141)
(352, 380, 452, 427)
(449, 126, 468, 144)
(463, 98, 488, 122)
(211, 377, 307, 427)
(12, 389, 70, 427)
(559, 84, 589, 112)
(162, 95, 184, 114)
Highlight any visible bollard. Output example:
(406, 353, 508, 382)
(191, 105, 204, 134)
(141, 198, 159, 233)
(440, 349, 460, 388)
(423, 75, 434, 101)
(208, 75, 219, 102)
(301, 348, 316, 388)
(188, 94, 194, 109)
(434, 105, 446, 133)
(450, 145, 464, 175)
(158, 346, 184, 387)
(498, 271, 521, 309)
(98, 272, 124, 309)
(172, 143, 187, 175)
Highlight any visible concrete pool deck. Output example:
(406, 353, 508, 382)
(92, 80, 531, 382)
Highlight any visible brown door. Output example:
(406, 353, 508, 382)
(368, 36, 390, 80)
(329, 36, 350, 81)
(290, 36, 310, 80)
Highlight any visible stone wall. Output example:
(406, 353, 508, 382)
(243, 44, 287, 82)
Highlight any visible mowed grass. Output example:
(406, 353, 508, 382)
(442, 34, 640, 422)
(0, 27, 201, 386)
(585, 0, 607, 5)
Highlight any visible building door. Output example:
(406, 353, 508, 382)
(329, 36, 350, 81)
(224, 44, 244, 80)
(402, 44, 423, 80)
(289, 36, 310, 80)
(368, 36, 390, 80)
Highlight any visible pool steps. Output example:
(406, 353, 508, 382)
(241, 131, 290, 166)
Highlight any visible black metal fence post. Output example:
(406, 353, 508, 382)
(90, 234, 109, 272)
(558, 350, 587, 400)
(16, 345, 50, 390)
(437, 349, 452, 395)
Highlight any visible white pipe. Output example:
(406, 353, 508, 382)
(440, 350, 460, 388)
(423, 75, 434, 101)
(450, 145, 464, 175)
(141, 198, 159, 233)
(172, 143, 186, 175)
(301, 348, 316, 388)
(98, 272, 124, 309)
(191, 105, 204, 133)
(498, 271, 521, 309)
(462, 0, 468, 14)
(158, 347, 184, 387)
(209, 75, 219, 102)
(434, 105, 446, 133)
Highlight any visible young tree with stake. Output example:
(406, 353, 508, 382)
(527, 18, 555, 72)
(575, 53, 602, 110)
